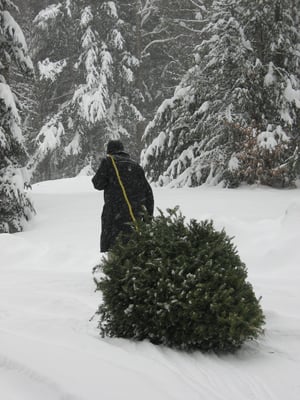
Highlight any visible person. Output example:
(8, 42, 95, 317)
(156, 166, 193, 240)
(92, 140, 154, 252)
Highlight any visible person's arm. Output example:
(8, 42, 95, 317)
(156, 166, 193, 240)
(92, 158, 109, 190)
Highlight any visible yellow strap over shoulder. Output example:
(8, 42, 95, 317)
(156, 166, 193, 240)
(108, 154, 138, 230)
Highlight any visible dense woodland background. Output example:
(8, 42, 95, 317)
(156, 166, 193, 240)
(1, 0, 300, 232)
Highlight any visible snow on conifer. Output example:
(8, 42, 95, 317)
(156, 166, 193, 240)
(30, 0, 142, 181)
(142, 0, 300, 188)
(0, 0, 34, 232)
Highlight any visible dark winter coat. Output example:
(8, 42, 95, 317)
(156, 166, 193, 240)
(92, 151, 154, 252)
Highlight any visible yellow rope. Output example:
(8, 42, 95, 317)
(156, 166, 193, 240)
(108, 155, 138, 230)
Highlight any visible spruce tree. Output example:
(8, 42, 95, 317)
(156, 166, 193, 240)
(0, 0, 35, 232)
(142, 0, 300, 188)
(131, 0, 209, 156)
(94, 208, 265, 353)
(29, 0, 143, 181)
(25, 0, 210, 180)
(8, 0, 40, 155)
(232, 0, 300, 187)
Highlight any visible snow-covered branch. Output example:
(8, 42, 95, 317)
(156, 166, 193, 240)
(142, 34, 189, 55)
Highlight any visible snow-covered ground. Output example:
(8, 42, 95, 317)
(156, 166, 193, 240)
(1, 176, 300, 400)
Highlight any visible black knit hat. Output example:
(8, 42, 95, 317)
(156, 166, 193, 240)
(106, 140, 124, 154)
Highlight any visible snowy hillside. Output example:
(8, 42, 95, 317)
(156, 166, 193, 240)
(0, 177, 300, 400)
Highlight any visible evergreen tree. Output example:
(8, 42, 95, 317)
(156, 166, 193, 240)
(142, 0, 300, 188)
(11, 1, 50, 148)
(25, 0, 209, 181)
(29, 0, 142, 181)
(94, 208, 265, 353)
(233, 0, 300, 187)
(0, 0, 35, 233)
(132, 0, 208, 153)
(135, 0, 202, 107)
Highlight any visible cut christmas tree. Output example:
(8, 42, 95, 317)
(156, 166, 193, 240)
(94, 208, 265, 353)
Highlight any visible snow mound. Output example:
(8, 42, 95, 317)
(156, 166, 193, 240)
(32, 176, 94, 194)
(77, 164, 95, 177)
